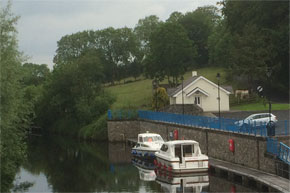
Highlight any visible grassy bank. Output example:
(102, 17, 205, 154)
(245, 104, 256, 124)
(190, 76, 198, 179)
(231, 102, 290, 111)
(106, 67, 228, 110)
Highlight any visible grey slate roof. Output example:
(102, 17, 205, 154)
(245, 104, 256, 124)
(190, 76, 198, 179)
(168, 75, 232, 97)
(221, 85, 234, 94)
(168, 76, 200, 97)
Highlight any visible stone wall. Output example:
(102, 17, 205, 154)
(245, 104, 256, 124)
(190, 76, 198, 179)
(107, 119, 290, 175)
(107, 120, 140, 142)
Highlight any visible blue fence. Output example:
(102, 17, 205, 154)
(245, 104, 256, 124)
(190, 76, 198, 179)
(108, 109, 289, 137)
(108, 109, 138, 120)
(267, 138, 290, 164)
(138, 110, 268, 136)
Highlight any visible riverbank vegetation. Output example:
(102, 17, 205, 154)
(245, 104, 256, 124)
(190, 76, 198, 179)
(1, 3, 31, 191)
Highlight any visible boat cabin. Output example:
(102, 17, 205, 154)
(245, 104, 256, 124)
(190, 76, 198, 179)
(137, 133, 164, 144)
(159, 140, 202, 161)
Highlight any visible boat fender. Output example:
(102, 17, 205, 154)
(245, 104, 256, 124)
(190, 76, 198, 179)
(163, 165, 167, 170)
(230, 185, 236, 193)
(158, 162, 162, 168)
(168, 166, 172, 171)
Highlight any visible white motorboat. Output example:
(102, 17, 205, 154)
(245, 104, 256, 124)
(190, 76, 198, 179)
(131, 132, 164, 158)
(156, 172, 209, 193)
(155, 140, 208, 174)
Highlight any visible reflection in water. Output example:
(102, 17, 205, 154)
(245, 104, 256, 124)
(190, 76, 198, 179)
(132, 157, 156, 181)
(12, 135, 162, 192)
(12, 135, 260, 193)
(155, 171, 209, 193)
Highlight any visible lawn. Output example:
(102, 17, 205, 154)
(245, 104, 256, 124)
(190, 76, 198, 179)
(106, 78, 153, 110)
(231, 102, 290, 111)
(105, 67, 228, 110)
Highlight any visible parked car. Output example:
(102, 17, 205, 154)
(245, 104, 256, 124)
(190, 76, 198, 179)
(235, 113, 278, 130)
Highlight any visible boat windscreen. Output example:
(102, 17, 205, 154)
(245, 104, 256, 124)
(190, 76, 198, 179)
(144, 136, 163, 142)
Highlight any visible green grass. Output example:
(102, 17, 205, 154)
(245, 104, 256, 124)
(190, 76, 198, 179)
(105, 67, 228, 110)
(106, 78, 153, 110)
(183, 67, 228, 84)
(231, 102, 290, 111)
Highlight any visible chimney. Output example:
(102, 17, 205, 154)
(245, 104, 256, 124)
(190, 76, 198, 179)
(192, 71, 197, 77)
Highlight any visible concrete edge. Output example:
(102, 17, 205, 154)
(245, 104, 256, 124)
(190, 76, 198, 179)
(209, 158, 290, 193)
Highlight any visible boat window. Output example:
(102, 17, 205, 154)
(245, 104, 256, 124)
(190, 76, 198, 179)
(135, 143, 140, 148)
(139, 137, 143, 142)
(156, 136, 163, 142)
(160, 144, 168, 152)
(144, 137, 153, 142)
(175, 145, 182, 163)
(183, 145, 193, 157)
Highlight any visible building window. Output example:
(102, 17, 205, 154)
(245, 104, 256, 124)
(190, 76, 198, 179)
(194, 96, 200, 105)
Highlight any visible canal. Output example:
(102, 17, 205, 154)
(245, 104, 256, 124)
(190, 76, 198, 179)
(12, 135, 259, 192)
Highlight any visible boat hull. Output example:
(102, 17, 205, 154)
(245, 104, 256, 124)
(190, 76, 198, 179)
(131, 148, 157, 159)
(155, 156, 208, 174)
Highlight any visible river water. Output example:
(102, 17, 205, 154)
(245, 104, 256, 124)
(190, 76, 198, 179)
(11, 135, 258, 193)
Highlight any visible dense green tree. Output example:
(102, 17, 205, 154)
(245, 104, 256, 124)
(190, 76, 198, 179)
(54, 27, 141, 85)
(134, 15, 162, 57)
(21, 63, 50, 86)
(166, 11, 184, 24)
(179, 6, 220, 66)
(208, 20, 234, 67)
(220, 0, 289, 93)
(0, 2, 33, 191)
(37, 49, 114, 133)
(146, 22, 197, 84)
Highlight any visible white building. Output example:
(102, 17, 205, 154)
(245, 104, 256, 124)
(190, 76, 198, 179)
(168, 71, 231, 112)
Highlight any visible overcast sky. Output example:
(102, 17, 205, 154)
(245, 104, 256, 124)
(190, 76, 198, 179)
(11, 0, 219, 69)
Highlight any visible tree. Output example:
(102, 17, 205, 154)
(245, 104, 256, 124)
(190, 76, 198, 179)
(146, 22, 197, 84)
(221, 0, 289, 93)
(0, 2, 33, 191)
(37, 49, 114, 132)
(166, 12, 183, 24)
(179, 6, 220, 66)
(54, 27, 142, 85)
(208, 20, 234, 67)
(134, 15, 163, 59)
(21, 63, 50, 86)
(230, 24, 274, 86)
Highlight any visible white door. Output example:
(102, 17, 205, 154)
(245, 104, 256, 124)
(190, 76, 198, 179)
(194, 96, 201, 107)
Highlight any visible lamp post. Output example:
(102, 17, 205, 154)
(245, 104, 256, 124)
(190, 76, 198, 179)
(153, 79, 158, 111)
(216, 73, 221, 128)
(266, 68, 273, 135)
(181, 76, 184, 115)
(266, 68, 272, 120)
(216, 73, 221, 117)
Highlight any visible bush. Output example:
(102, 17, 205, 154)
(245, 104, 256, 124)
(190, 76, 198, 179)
(78, 114, 108, 141)
(152, 87, 169, 110)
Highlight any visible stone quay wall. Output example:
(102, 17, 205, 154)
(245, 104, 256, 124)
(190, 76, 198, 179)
(107, 119, 290, 175)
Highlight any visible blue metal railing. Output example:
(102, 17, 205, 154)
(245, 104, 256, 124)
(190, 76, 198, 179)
(107, 109, 138, 120)
(267, 138, 290, 164)
(138, 110, 268, 136)
(267, 138, 279, 155)
(108, 109, 289, 137)
(279, 143, 290, 164)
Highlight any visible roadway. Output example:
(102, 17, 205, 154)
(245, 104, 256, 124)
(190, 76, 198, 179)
(215, 110, 290, 136)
